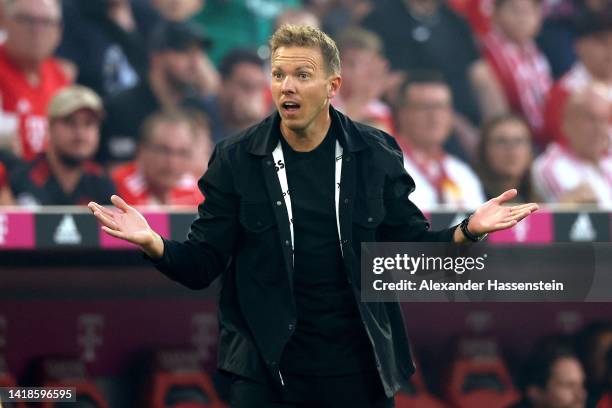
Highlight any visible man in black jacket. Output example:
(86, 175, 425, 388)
(89, 25, 538, 408)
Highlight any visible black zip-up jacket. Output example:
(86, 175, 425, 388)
(149, 106, 456, 397)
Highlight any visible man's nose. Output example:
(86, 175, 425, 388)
(280, 76, 296, 94)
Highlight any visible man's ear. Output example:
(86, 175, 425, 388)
(327, 75, 342, 100)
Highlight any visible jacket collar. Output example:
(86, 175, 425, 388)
(247, 105, 368, 156)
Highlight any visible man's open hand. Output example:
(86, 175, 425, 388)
(88, 195, 164, 258)
(468, 189, 539, 235)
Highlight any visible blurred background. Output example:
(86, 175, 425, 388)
(0, 0, 611, 407)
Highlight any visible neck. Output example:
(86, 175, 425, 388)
(493, 175, 522, 194)
(577, 152, 601, 166)
(149, 188, 171, 205)
(588, 68, 612, 85)
(568, 141, 602, 165)
(46, 150, 83, 194)
(5, 49, 41, 86)
(220, 96, 251, 133)
(338, 89, 370, 118)
(405, 0, 439, 17)
(280, 104, 332, 152)
(494, 26, 531, 47)
(402, 135, 442, 159)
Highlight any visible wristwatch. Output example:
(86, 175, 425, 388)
(460, 214, 488, 242)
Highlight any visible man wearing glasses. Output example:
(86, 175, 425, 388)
(110, 110, 203, 206)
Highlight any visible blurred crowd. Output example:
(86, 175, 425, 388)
(0, 0, 610, 209)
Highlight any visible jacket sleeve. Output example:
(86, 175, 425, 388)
(147, 144, 240, 289)
(378, 141, 457, 243)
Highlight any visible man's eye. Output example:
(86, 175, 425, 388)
(298, 73, 309, 80)
(273, 72, 284, 79)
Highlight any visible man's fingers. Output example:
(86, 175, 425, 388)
(110, 195, 131, 212)
(93, 210, 117, 230)
(101, 226, 127, 240)
(87, 201, 102, 215)
(494, 219, 518, 231)
(513, 209, 535, 223)
(508, 203, 536, 213)
(514, 204, 539, 217)
(492, 189, 518, 204)
(494, 207, 537, 231)
(502, 209, 531, 223)
(89, 202, 116, 218)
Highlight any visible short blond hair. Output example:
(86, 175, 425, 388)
(269, 24, 341, 75)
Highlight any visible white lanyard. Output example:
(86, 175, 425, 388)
(271, 139, 344, 265)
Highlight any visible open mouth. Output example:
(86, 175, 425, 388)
(281, 102, 301, 113)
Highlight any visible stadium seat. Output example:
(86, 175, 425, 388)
(35, 358, 110, 408)
(443, 358, 520, 407)
(40, 381, 110, 408)
(442, 337, 520, 408)
(144, 350, 227, 408)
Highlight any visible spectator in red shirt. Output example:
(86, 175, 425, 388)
(111, 110, 204, 207)
(542, 11, 612, 148)
(0, 0, 70, 161)
(482, 0, 552, 140)
(10, 85, 116, 205)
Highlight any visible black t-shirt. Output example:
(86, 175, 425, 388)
(278, 122, 376, 376)
(10, 154, 115, 206)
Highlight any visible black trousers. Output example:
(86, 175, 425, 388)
(229, 370, 395, 408)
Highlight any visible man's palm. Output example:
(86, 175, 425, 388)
(88, 195, 155, 246)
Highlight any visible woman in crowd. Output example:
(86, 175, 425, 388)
(476, 113, 539, 203)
